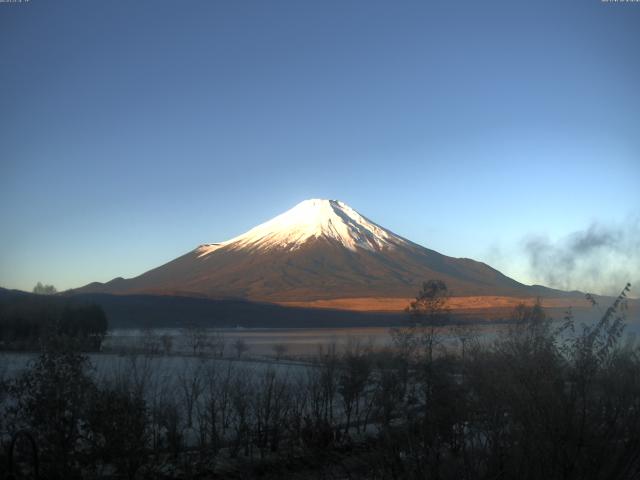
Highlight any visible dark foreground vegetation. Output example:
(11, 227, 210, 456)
(1, 283, 638, 479)
(0, 291, 108, 351)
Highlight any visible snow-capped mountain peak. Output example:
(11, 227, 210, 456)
(199, 199, 407, 255)
(78, 198, 557, 303)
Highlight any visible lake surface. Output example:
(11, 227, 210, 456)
(106, 314, 640, 357)
(105, 325, 502, 357)
(3, 309, 638, 379)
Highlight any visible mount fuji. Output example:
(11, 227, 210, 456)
(76, 199, 571, 308)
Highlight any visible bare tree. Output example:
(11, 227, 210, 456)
(200, 361, 235, 454)
(160, 333, 173, 355)
(252, 368, 292, 457)
(229, 374, 252, 457)
(338, 347, 371, 434)
(272, 343, 288, 361)
(184, 324, 208, 356)
(317, 342, 339, 424)
(178, 361, 203, 429)
(211, 329, 227, 358)
(139, 326, 161, 355)
(233, 338, 249, 358)
(452, 323, 479, 367)
(406, 280, 450, 362)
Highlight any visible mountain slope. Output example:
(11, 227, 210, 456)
(76, 199, 570, 302)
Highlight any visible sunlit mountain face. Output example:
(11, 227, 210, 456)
(76, 199, 574, 304)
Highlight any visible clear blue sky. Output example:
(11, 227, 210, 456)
(1, 0, 638, 295)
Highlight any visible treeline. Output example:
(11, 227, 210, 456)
(0, 293, 108, 351)
(1, 285, 639, 479)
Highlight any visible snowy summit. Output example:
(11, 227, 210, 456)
(197, 199, 407, 256)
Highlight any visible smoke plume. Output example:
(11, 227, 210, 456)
(523, 217, 639, 297)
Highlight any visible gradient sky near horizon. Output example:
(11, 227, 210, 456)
(1, 0, 639, 296)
